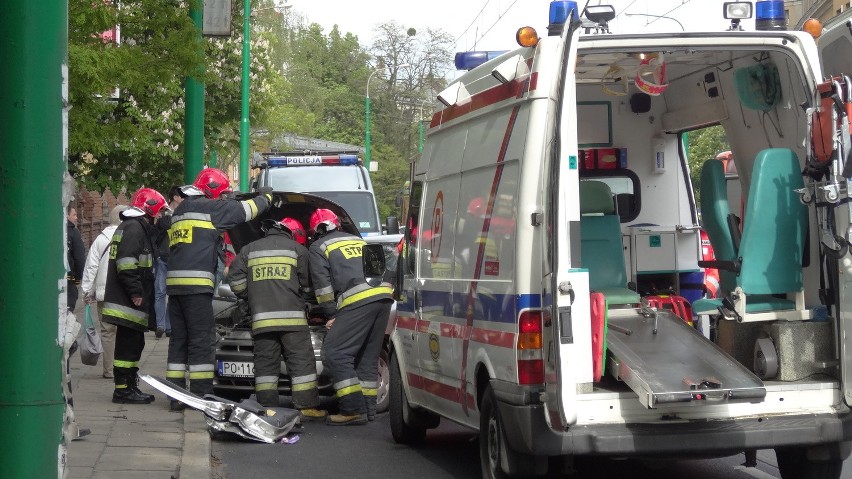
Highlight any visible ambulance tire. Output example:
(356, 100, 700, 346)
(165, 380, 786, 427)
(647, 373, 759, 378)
(376, 350, 390, 413)
(775, 445, 843, 479)
(479, 385, 545, 479)
(389, 352, 427, 444)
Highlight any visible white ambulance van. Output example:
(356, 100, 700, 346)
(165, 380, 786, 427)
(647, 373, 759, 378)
(389, 1, 852, 477)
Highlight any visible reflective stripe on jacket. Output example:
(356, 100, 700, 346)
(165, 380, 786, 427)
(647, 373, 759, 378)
(102, 217, 156, 332)
(308, 230, 393, 315)
(227, 229, 310, 335)
(167, 193, 271, 295)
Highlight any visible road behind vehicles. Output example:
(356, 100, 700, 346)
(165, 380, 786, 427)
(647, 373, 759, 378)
(389, 2, 852, 478)
(213, 193, 401, 412)
(251, 151, 394, 237)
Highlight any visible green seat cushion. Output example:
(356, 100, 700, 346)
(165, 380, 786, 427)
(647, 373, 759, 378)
(692, 295, 796, 315)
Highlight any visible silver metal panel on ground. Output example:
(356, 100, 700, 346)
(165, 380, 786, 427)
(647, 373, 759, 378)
(606, 310, 766, 408)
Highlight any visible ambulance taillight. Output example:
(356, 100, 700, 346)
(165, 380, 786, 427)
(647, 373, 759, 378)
(517, 310, 544, 384)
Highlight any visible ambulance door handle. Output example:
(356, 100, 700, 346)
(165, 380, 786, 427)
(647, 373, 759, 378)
(414, 289, 423, 311)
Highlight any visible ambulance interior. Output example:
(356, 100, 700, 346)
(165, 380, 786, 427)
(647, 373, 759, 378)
(572, 43, 838, 410)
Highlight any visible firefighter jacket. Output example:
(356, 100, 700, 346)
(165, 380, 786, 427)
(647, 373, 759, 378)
(308, 229, 393, 317)
(166, 193, 272, 295)
(102, 217, 157, 332)
(227, 229, 311, 336)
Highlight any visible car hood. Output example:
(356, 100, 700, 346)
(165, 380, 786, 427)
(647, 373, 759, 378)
(228, 191, 359, 253)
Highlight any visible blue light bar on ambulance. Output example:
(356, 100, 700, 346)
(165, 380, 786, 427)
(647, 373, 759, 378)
(549, 1, 580, 25)
(266, 154, 359, 167)
(454, 51, 509, 71)
(755, 0, 786, 31)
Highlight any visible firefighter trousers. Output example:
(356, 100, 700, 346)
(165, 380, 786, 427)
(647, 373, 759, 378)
(166, 293, 216, 395)
(114, 325, 145, 389)
(321, 299, 392, 416)
(253, 329, 320, 409)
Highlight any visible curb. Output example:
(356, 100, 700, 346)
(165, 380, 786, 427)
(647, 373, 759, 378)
(180, 410, 212, 478)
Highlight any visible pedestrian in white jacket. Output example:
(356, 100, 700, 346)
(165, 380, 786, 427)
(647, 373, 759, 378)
(81, 204, 128, 378)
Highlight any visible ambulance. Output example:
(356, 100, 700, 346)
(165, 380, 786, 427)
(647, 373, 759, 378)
(389, 1, 852, 477)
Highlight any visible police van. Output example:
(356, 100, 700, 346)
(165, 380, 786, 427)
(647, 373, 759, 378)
(251, 151, 387, 236)
(389, 1, 852, 477)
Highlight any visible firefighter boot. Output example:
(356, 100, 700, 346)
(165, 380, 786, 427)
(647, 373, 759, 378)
(299, 408, 329, 421)
(113, 370, 154, 404)
(365, 396, 377, 422)
(326, 413, 368, 426)
(131, 375, 155, 403)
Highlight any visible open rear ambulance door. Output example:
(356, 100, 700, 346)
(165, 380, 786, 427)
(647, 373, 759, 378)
(817, 11, 852, 407)
(545, 20, 586, 429)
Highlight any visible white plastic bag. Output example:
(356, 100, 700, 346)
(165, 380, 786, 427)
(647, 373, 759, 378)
(80, 305, 103, 366)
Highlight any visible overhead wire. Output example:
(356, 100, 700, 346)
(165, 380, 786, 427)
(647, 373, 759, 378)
(644, 0, 693, 27)
(453, 0, 492, 48)
(452, 0, 522, 51)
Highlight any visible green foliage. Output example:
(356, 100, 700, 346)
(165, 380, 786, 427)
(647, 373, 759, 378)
(686, 125, 730, 204)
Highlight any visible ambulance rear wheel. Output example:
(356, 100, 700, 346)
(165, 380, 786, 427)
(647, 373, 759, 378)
(775, 445, 843, 479)
(480, 385, 545, 478)
(376, 350, 390, 413)
(389, 352, 427, 444)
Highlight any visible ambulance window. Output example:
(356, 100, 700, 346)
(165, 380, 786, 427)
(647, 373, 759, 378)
(401, 181, 423, 279)
(580, 170, 641, 223)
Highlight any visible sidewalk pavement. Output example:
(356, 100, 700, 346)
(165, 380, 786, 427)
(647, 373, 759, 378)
(66, 331, 212, 479)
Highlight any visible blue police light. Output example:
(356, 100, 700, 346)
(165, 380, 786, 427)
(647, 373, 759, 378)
(454, 51, 509, 71)
(549, 1, 580, 26)
(266, 154, 360, 167)
(755, 0, 786, 30)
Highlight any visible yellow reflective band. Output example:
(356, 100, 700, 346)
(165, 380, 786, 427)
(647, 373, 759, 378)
(316, 292, 335, 304)
(325, 240, 365, 259)
(340, 286, 393, 309)
(232, 283, 247, 293)
(251, 264, 291, 281)
(115, 384, 128, 389)
(252, 318, 308, 329)
(255, 382, 278, 391)
(247, 199, 260, 219)
(247, 256, 297, 267)
(292, 381, 318, 392)
(188, 371, 215, 379)
(167, 277, 215, 287)
(335, 384, 362, 398)
(166, 370, 187, 379)
(116, 262, 138, 272)
(103, 307, 148, 328)
(168, 219, 215, 247)
(113, 359, 139, 368)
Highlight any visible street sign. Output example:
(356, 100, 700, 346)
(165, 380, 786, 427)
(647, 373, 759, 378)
(203, 0, 232, 37)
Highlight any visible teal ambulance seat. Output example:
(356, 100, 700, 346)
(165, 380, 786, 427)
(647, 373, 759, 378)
(693, 148, 808, 319)
(697, 159, 738, 296)
(580, 181, 640, 305)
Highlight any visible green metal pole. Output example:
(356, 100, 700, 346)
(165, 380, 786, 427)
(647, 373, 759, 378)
(185, 0, 205, 184)
(0, 1, 66, 477)
(239, 0, 251, 192)
(365, 95, 372, 170)
(418, 120, 424, 153)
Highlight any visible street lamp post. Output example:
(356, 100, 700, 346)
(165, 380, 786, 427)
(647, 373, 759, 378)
(240, 1, 290, 191)
(623, 12, 685, 31)
(418, 99, 430, 153)
(365, 69, 381, 171)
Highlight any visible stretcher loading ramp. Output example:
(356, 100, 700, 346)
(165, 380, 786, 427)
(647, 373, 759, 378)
(605, 310, 766, 409)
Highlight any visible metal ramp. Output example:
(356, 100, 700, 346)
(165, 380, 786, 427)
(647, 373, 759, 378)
(606, 309, 766, 409)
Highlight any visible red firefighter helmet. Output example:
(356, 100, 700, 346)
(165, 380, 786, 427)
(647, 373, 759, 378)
(280, 217, 307, 245)
(309, 208, 340, 234)
(193, 168, 232, 199)
(130, 187, 168, 217)
(467, 197, 486, 217)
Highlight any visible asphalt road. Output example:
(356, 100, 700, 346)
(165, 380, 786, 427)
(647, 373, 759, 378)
(209, 398, 819, 479)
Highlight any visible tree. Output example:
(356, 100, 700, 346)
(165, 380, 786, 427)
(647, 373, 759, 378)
(686, 125, 730, 203)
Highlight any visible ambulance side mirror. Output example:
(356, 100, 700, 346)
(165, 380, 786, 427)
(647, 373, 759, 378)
(363, 244, 386, 286)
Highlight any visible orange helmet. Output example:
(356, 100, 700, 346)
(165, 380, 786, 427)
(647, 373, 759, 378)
(280, 217, 307, 245)
(193, 168, 232, 199)
(309, 208, 340, 234)
(129, 187, 168, 217)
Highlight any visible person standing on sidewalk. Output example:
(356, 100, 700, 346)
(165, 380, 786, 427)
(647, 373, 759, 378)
(227, 217, 327, 420)
(166, 168, 272, 409)
(308, 209, 393, 426)
(154, 185, 182, 339)
(103, 187, 168, 404)
(81, 204, 129, 379)
(67, 205, 86, 312)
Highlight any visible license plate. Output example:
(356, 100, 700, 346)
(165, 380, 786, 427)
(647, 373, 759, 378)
(217, 360, 255, 378)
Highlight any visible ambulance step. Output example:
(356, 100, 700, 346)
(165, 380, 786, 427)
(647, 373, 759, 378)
(606, 310, 766, 409)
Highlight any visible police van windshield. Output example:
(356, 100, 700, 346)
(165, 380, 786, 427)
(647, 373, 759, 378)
(309, 191, 379, 234)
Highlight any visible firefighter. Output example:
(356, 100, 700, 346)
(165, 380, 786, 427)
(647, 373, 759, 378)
(227, 217, 327, 420)
(166, 168, 273, 409)
(103, 187, 168, 404)
(308, 209, 393, 425)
